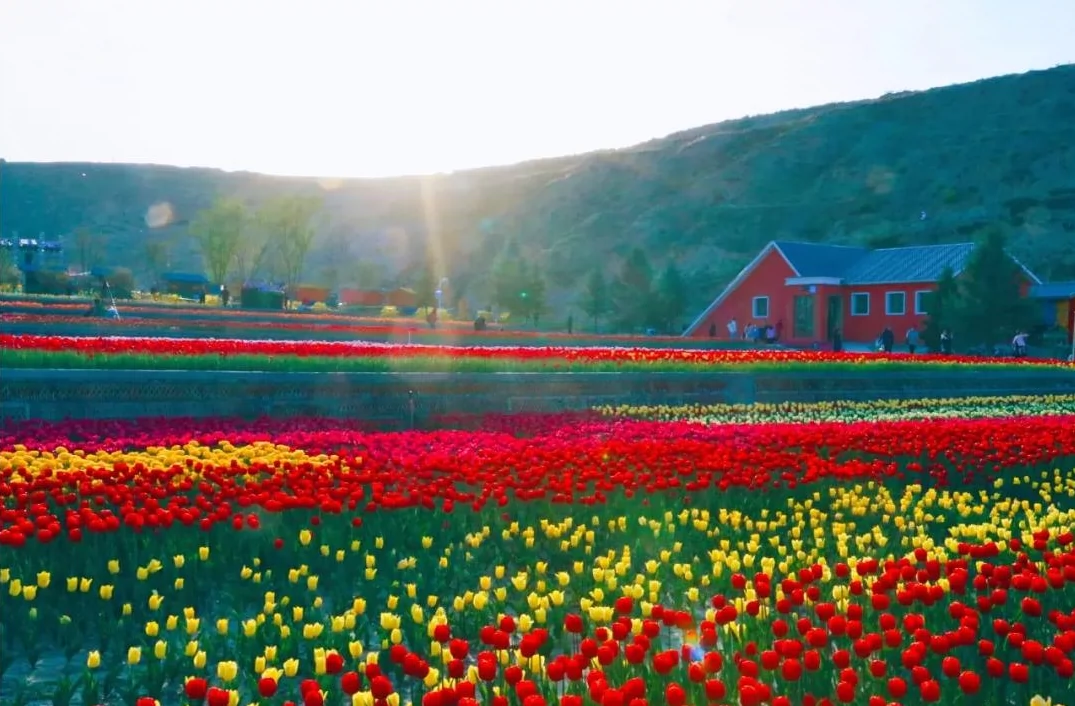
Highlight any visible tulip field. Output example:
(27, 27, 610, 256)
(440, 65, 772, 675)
(2, 334, 1073, 373)
(2, 397, 1075, 706)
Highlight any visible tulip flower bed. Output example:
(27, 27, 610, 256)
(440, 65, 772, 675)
(2, 409, 1075, 706)
(0, 314, 741, 350)
(598, 394, 1075, 425)
(3, 334, 1073, 373)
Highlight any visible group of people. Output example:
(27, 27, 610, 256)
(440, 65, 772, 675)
(874, 325, 954, 354)
(713, 318, 783, 344)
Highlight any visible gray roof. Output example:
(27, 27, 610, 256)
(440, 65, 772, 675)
(842, 243, 977, 284)
(772, 241, 868, 278)
(1030, 281, 1075, 299)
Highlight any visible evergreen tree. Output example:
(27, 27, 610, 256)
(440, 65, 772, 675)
(922, 266, 959, 351)
(520, 264, 547, 324)
(579, 268, 610, 332)
(655, 261, 688, 334)
(490, 242, 524, 316)
(612, 247, 656, 331)
(412, 264, 436, 311)
(954, 227, 1034, 348)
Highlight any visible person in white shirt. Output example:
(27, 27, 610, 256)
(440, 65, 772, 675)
(727, 318, 738, 339)
(1012, 331, 1028, 357)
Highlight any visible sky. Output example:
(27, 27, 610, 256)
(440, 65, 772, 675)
(1, 0, 1074, 178)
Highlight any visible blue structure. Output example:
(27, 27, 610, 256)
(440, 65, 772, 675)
(162, 272, 211, 298)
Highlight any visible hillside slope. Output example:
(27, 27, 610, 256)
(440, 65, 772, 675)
(3, 64, 1075, 315)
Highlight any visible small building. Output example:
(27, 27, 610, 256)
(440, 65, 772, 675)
(162, 272, 210, 298)
(684, 240, 1042, 344)
(338, 287, 418, 309)
(290, 285, 330, 304)
(1030, 281, 1075, 344)
(339, 288, 386, 307)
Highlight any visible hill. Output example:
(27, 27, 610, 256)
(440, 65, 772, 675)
(3, 64, 1075, 318)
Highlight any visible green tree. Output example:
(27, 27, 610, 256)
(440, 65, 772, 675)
(189, 198, 248, 285)
(142, 239, 169, 286)
(490, 247, 524, 316)
(954, 227, 1034, 348)
(73, 227, 104, 273)
(922, 265, 959, 351)
(0, 244, 19, 288)
(354, 261, 385, 289)
(257, 195, 322, 290)
(232, 226, 274, 285)
(518, 263, 547, 324)
(412, 264, 437, 310)
(655, 261, 688, 333)
(579, 268, 611, 332)
(612, 247, 656, 331)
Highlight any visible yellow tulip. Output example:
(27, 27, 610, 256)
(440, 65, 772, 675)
(283, 658, 299, 677)
(217, 660, 239, 683)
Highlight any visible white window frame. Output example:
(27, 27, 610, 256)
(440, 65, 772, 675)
(850, 292, 870, 316)
(751, 296, 770, 319)
(914, 290, 930, 315)
(885, 291, 907, 316)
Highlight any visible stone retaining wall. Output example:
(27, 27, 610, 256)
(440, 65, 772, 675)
(2, 368, 1073, 425)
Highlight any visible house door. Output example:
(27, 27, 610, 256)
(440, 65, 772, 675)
(827, 295, 843, 341)
(793, 295, 815, 339)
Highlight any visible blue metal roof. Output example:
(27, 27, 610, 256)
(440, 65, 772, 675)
(1030, 281, 1075, 300)
(771, 241, 868, 278)
(842, 243, 978, 284)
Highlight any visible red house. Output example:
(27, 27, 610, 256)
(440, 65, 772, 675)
(684, 240, 1042, 345)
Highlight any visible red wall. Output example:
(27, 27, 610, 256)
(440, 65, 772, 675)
(340, 289, 384, 306)
(689, 249, 797, 339)
(839, 283, 935, 342)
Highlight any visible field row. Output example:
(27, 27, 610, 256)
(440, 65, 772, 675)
(3, 334, 1071, 372)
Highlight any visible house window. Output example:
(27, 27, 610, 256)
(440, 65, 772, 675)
(914, 290, 930, 315)
(885, 291, 906, 316)
(752, 296, 769, 319)
(850, 292, 870, 316)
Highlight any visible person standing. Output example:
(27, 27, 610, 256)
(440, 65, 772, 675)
(832, 326, 843, 352)
(906, 326, 920, 354)
(1012, 330, 1028, 357)
(727, 318, 738, 340)
(940, 329, 953, 355)
(221, 285, 231, 308)
(880, 327, 895, 353)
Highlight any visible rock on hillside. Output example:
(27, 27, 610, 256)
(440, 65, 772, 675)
(3, 64, 1075, 313)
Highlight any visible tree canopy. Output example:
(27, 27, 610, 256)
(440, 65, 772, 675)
(189, 197, 248, 285)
